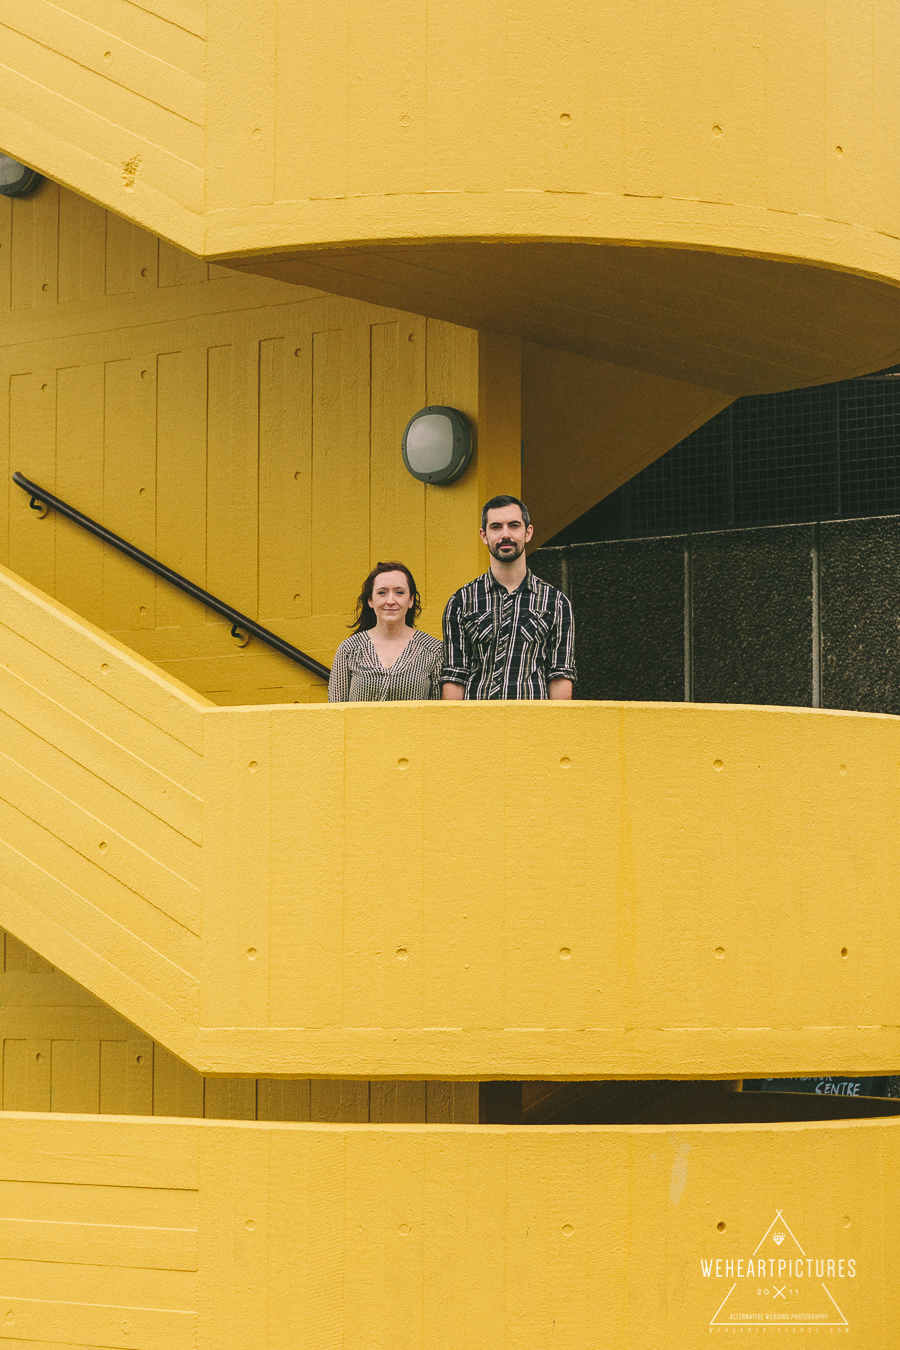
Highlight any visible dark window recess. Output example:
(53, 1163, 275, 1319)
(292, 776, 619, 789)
(548, 367, 900, 545)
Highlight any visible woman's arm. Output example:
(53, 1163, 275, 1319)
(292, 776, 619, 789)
(429, 640, 445, 700)
(327, 640, 351, 702)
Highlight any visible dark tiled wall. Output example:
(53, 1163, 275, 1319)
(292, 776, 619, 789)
(571, 537, 684, 702)
(531, 515, 900, 712)
(821, 517, 900, 716)
(692, 527, 813, 707)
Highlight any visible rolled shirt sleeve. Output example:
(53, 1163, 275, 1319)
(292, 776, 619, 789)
(547, 590, 576, 684)
(440, 590, 472, 686)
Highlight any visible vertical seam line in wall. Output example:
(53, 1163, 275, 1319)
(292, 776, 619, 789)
(684, 535, 693, 703)
(559, 545, 571, 601)
(256, 340, 262, 622)
(205, 346, 211, 606)
(368, 323, 374, 567)
(811, 521, 821, 708)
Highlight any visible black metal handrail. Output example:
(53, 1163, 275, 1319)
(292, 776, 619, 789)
(12, 472, 330, 681)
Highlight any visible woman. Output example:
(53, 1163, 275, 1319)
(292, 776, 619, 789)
(328, 561, 443, 702)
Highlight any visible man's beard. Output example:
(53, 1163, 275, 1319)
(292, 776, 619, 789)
(488, 537, 525, 562)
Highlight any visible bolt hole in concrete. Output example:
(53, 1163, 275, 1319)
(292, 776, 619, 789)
(560, 113, 571, 123)
(248, 760, 259, 772)
(100, 662, 109, 673)
(247, 948, 257, 960)
(399, 1224, 411, 1235)
(35, 1053, 43, 1062)
(713, 759, 724, 771)
(839, 763, 847, 775)
(714, 947, 725, 959)
(398, 757, 409, 769)
(98, 841, 108, 853)
(841, 947, 849, 958)
(559, 948, 572, 960)
(245, 1220, 256, 1231)
(562, 1223, 574, 1236)
(717, 1221, 726, 1232)
(136, 1055, 143, 1064)
(396, 947, 409, 960)
(559, 755, 571, 767)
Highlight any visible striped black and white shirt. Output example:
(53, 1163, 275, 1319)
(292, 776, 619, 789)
(328, 628, 443, 702)
(441, 570, 576, 699)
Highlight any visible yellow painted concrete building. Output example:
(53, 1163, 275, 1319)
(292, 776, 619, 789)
(1, 2, 900, 1344)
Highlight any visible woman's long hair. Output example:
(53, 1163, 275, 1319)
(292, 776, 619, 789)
(349, 561, 422, 633)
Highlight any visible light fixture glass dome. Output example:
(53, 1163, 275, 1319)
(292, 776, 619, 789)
(0, 155, 43, 198)
(406, 414, 455, 473)
(402, 406, 473, 485)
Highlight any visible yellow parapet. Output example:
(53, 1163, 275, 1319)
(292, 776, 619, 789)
(4, 3, 900, 388)
(0, 1110, 897, 1347)
(2, 560, 900, 1080)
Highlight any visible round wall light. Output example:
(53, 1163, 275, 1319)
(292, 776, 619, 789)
(0, 156, 43, 199)
(402, 406, 473, 485)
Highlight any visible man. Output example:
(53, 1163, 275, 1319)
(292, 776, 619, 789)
(441, 495, 575, 700)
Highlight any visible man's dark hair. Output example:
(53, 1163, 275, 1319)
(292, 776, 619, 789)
(481, 495, 531, 531)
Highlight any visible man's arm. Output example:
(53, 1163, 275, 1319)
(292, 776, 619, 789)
(440, 591, 471, 700)
(548, 678, 573, 700)
(546, 590, 576, 699)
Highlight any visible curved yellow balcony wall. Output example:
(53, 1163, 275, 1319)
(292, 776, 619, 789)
(4, 3, 900, 389)
(2, 560, 899, 1080)
(1, 1110, 899, 1347)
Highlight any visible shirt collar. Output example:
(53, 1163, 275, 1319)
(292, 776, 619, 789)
(486, 567, 533, 595)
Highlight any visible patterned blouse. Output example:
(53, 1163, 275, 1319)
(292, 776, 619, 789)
(328, 628, 444, 702)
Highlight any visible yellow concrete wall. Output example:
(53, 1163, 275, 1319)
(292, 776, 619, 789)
(0, 183, 520, 704)
(0, 559, 206, 1061)
(0, 928, 477, 1123)
(1, 0, 898, 280)
(207, 0, 900, 268)
(6, 3, 900, 390)
(200, 697, 900, 1079)
(0, 1109, 898, 1347)
(3, 549, 900, 1081)
(0, 0, 207, 248)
